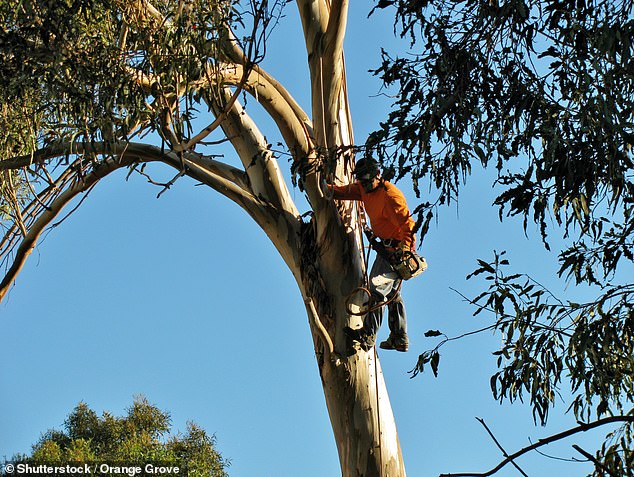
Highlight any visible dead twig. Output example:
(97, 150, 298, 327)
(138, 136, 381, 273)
(439, 416, 634, 477)
(476, 418, 529, 477)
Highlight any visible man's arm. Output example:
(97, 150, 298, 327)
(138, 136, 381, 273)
(329, 182, 363, 200)
(385, 190, 416, 249)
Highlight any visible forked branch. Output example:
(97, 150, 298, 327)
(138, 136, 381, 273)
(439, 416, 634, 477)
(199, 62, 313, 159)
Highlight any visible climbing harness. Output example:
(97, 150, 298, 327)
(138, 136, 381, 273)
(344, 230, 400, 316)
(344, 228, 427, 315)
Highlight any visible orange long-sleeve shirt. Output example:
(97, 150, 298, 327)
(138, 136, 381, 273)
(332, 180, 416, 249)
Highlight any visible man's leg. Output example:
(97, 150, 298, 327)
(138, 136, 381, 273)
(381, 291, 409, 351)
(386, 291, 407, 337)
(363, 254, 400, 344)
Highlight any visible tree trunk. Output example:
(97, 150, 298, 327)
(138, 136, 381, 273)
(294, 217, 406, 476)
(290, 2, 408, 475)
(317, 322, 407, 476)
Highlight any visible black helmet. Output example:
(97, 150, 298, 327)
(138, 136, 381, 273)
(353, 157, 380, 180)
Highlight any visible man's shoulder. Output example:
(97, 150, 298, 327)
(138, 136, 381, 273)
(381, 180, 406, 198)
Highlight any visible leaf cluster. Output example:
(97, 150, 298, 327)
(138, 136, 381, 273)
(462, 252, 633, 421)
(413, 250, 634, 475)
(369, 0, 634, 249)
(0, 0, 242, 150)
(2, 0, 143, 146)
(414, 250, 634, 476)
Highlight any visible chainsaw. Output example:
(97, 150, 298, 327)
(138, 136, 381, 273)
(364, 230, 428, 280)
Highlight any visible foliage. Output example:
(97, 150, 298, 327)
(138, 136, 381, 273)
(0, 0, 240, 148)
(454, 252, 634, 475)
(370, 0, 634, 246)
(4, 396, 229, 477)
(373, 0, 634, 474)
(0, 0, 269, 208)
(0, 0, 279, 278)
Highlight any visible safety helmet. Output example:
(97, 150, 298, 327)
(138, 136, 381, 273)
(353, 157, 380, 181)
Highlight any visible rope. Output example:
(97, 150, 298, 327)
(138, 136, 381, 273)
(319, 55, 328, 151)
(344, 281, 403, 316)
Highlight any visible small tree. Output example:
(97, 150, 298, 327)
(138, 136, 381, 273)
(5, 396, 228, 477)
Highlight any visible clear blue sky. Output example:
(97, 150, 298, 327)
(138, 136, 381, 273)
(1, 3, 606, 476)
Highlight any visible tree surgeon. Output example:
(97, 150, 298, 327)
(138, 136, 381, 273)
(329, 157, 417, 352)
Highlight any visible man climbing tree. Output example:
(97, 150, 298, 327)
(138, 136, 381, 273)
(329, 157, 419, 352)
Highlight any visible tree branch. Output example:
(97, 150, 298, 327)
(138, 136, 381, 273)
(0, 154, 139, 301)
(475, 418, 529, 477)
(1, 142, 249, 192)
(439, 416, 634, 477)
(183, 66, 251, 151)
(572, 445, 618, 477)
(127, 0, 165, 25)
(296, 0, 329, 58)
(325, 0, 348, 56)
(208, 88, 300, 215)
(0, 142, 258, 302)
(200, 62, 313, 160)
(305, 297, 336, 360)
(219, 27, 314, 139)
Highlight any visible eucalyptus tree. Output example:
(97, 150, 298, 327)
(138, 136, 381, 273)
(0, 1, 406, 475)
(370, 0, 634, 475)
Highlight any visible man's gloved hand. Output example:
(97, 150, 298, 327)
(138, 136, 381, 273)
(320, 176, 334, 199)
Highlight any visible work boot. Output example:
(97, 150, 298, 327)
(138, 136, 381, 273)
(344, 327, 375, 352)
(379, 334, 409, 352)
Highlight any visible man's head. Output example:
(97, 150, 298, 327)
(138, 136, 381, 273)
(354, 157, 381, 192)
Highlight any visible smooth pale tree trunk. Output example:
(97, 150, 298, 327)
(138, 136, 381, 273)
(320, 342, 406, 476)
(279, 3, 408, 472)
(313, 301, 407, 476)
(291, 213, 407, 477)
